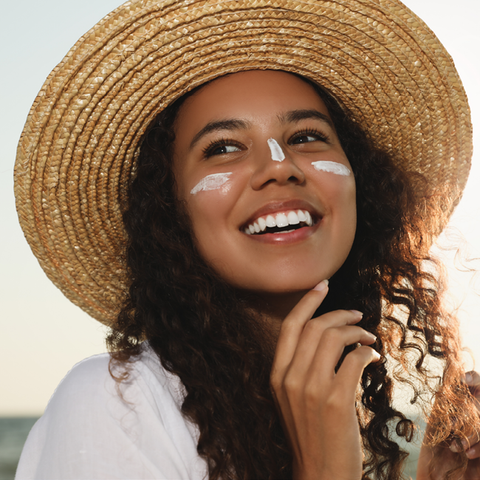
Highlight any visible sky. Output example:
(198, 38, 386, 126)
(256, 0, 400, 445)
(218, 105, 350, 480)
(1, 0, 480, 416)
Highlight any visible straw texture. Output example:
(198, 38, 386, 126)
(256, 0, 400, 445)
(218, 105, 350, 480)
(14, 0, 473, 325)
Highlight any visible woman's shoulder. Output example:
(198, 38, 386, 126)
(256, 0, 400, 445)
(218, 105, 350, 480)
(33, 343, 192, 436)
(15, 344, 207, 480)
(45, 352, 112, 402)
(45, 345, 184, 411)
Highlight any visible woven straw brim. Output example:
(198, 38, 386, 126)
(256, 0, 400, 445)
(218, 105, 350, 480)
(14, 0, 472, 325)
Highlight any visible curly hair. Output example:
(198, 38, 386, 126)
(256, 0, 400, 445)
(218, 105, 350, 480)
(107, 73, 479, 480)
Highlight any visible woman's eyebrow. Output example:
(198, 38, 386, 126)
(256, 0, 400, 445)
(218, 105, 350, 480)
(190, 119, 251, 150)
(278, 109, 334, 128)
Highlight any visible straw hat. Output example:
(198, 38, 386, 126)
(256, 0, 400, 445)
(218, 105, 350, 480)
(14, 0, 472, 326)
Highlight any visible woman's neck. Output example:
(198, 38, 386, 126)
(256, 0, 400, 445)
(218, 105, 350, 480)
(246, 290, 308, 337)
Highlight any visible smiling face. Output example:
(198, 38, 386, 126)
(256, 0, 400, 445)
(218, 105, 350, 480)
(173, 70, 356, 302)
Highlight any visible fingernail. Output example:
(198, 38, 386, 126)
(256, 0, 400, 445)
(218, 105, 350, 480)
(368, 332, 377, 342)
(372, 350, 381, 361)
(466, 447, 476, 459)
(465, 372, 473, 384)
(349, 310, 363, 318)
(313, 279, 329, 292)
(449, 441, 462, 453)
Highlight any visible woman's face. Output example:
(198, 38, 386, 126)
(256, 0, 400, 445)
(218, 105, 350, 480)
(173, 70, 356, 296)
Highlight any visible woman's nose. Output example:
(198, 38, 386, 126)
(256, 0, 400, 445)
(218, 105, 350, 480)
(249, 142, 306, 190)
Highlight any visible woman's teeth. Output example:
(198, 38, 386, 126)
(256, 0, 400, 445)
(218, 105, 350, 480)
(244, 209, 313, 235)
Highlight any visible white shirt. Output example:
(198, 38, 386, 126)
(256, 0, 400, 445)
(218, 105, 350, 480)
(15, 345, 208, 480)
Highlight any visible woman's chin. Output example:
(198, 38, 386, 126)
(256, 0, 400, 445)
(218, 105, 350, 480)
(231, 271, 330, 296)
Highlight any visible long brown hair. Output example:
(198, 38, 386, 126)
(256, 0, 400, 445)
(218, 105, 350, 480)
(108, 73, 479, 479)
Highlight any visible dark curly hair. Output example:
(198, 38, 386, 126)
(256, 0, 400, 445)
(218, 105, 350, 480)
(108, 72, 479, 480)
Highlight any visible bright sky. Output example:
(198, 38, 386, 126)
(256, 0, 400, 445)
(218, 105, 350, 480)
(1, 0, 479, 416)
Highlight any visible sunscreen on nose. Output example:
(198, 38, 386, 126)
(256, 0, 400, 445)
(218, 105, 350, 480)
(267, 138, 285, 162)
(311, 161, 351, 176)
(190, 172, 233, 195)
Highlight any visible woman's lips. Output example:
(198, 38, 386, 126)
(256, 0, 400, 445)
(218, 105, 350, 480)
(243, 208, 313, 235)
(244, 220, 320, 244)
(241, 199, 322, 234)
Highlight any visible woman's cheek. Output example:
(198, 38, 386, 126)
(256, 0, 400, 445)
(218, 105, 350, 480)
(308, 162, 356, 203)
(186, 170, 243, 227)
(309, 162, 356, 233)
(189, 172, 234, 195)
(310, 160, 352, 177)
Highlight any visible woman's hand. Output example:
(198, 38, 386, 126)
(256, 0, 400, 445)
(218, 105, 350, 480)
(417, 372, 480, 480)
(270, 281, 380, 480)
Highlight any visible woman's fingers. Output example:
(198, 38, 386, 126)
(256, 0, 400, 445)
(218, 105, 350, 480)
(463, 371, 480, 452)
(461, 371, 480, 458)
(466, 443, 480, 460)
(334, 346, 381, 399)
(450, 431, 480, 454)
(466, 371, 480, 399)
(273, 280, 378, 394)
(288, 310, 364, 372)
(448, 371, 480, 455)
(270, 285, 380, 480)
(272, 280, 329, 377)
(294, 324, 376, 380)
(452, 431, 480, 455)
(419, 372, 480, 478)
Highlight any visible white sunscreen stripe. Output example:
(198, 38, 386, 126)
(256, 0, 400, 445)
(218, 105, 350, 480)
(311, 161, 351, 176)
(267, 138, 285, 162)
(190, 172, 233, 195)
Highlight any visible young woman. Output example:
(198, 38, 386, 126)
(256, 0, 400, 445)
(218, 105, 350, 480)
(14, 1, 480, 479)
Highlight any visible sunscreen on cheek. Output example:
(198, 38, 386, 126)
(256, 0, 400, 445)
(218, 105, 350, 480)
(190, 172, 233, 195)
(267, 138, 285, 162)
(311, 161, 351, 176)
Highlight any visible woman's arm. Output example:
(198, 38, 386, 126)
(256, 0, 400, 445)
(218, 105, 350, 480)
(417, 372, 480, 479)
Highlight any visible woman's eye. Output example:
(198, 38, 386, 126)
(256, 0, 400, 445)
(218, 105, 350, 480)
(290, 130, 329, 145)
(292, 134, 317, 144)
(212, 145, 241, 155)
(203, 141, 242, 158)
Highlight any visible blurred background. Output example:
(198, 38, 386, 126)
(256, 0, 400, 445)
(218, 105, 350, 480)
(1, 0, 479, 478)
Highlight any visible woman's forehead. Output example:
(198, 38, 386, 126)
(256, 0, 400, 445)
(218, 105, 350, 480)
(174, 70, 331, 133)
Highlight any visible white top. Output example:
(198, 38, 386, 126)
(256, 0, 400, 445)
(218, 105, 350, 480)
(15, 345, 208, 480)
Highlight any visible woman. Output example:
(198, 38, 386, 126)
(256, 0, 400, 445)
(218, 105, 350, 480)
(14, 0, 480, 479)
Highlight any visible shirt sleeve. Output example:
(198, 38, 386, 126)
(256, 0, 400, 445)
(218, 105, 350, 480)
(15, 353, 207, 480)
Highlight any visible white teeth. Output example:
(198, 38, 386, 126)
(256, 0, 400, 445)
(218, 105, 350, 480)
(275, 213, 289, 228)
(266, 215, 276, 227)
(305, 211, 313, 226)
(244, 209, 315, 235)
(287, 211, 299, 225)
(297, 210, 307, 222)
